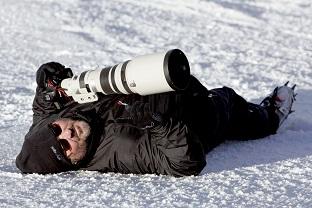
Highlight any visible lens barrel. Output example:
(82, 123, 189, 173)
(61, 49, 190, 103)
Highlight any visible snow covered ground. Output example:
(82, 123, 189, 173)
(0, 0, 312, 207)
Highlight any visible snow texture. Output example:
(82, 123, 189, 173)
(0, 0, 312, 207)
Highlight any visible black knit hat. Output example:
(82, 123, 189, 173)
(16, 123, 75, 174)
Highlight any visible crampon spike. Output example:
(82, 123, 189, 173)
(291, 84, 297, 90)
(284, 81, 289, 86)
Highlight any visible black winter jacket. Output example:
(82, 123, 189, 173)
(17, 74, 274, 176)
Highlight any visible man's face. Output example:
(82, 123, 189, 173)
(51, 118, 91, 165)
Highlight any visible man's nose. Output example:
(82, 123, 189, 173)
(62, 128, 74, 139)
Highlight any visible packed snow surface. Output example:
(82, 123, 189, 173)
(0, 0, 312, 207)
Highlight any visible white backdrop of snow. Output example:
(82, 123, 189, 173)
(0, 0, 312, 207)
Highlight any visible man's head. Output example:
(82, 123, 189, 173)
(16, 117, 91, 174)
(50, 118, 91, 165)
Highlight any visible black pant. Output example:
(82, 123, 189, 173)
(180, 76, 279, 153)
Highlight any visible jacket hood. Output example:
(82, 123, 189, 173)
(16, 120, 75, 174)
(16, 109, 102, 174)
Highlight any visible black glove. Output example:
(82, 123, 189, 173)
(126, 101, 163, 129)
(36, 62, 73, 88)
(36, 62, 73, 107)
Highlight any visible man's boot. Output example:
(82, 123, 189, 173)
(260, 82, 296, 127)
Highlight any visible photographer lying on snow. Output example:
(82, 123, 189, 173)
(16, 50, 296, 177)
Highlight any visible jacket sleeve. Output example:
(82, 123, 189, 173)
(148, 118, 206, 177)
(32, 86, 65, 124)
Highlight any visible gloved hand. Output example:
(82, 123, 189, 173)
(36, 62, 73, 106)
(125, 101, 163, 129)
(36, 62, 73, 88)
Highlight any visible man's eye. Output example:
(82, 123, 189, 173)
(59, 139, 71, 152)
(48, 123, 62, 136)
